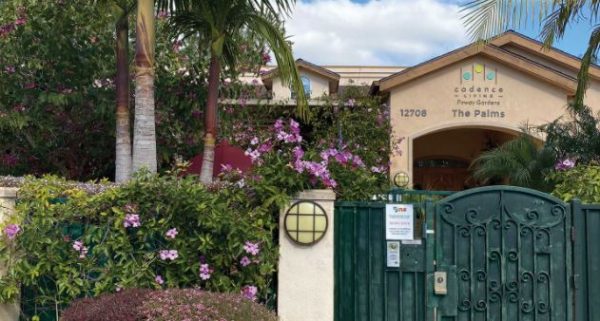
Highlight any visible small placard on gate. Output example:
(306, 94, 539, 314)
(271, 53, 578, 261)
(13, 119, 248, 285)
(386, 241, 400, 267)
(385, 204, 414, 240)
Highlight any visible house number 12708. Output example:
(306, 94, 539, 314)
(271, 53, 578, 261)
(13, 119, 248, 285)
(399, 109, 427, 117)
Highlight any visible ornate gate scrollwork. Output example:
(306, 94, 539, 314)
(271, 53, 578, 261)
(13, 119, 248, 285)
(431, 186, 571, 321)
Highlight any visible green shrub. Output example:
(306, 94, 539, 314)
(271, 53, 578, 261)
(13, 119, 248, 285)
(0, 172, 287, 319)
(550, 165, 600, 203)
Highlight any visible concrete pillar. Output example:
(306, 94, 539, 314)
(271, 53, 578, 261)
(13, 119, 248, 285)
(278, 189, 336, 321)
(0, 187, 20, 321)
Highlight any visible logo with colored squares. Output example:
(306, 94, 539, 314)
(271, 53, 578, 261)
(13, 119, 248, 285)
(461, 63, 498, 84)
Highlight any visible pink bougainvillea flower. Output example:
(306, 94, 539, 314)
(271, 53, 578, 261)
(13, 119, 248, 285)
(199, 263, 212, 280)
(123, 214, 140, 228)
(155, 275, 164, 285)
(3, 224, 21, 240)
(240, 256, 252, 267)
(243, 241, 260, 256)
(159, 249, 179, 261)
(241, 285, 258, 301)
(4, 65, 15, 74)
(165, 228, 178, 239)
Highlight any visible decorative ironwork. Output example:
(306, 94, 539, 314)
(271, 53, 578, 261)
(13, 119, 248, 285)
(435, 187, 570, 320)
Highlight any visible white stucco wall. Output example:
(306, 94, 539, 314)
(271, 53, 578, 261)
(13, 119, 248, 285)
(278, 189, 336, 321)
(0, 187, 19, 321)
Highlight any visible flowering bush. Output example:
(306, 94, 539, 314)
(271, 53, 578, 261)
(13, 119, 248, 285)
(0, 172, 285, 319)
(61, 288, 277, 321)
(221, 90, 395, 200)
(550, 165, 600, 203)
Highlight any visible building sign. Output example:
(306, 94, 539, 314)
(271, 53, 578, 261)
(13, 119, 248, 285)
(385, 204, 414, 240)
(398, 63, 507, 119)
(386, 241, 401, 268)
(453, 63, 506, 118)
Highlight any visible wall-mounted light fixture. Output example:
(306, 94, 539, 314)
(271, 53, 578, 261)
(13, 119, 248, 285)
(284, 201, 328, 246)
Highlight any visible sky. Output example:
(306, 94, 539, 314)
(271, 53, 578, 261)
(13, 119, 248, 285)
(283, 0, 595, 66)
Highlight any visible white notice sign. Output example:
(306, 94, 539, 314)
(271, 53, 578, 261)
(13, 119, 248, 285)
(386, 204, 414, 240)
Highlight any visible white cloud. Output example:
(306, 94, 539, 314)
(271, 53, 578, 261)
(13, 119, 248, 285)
(284, 0, 469, 66)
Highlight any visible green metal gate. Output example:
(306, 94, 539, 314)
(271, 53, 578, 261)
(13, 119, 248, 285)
(427, 186, 572, 321)
(334, 186, 600, 321)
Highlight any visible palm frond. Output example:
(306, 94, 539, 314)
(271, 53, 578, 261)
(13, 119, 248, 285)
(574, 26, 600, 109)
(243, 12, 309, 120)
(462, 0, 555, 41)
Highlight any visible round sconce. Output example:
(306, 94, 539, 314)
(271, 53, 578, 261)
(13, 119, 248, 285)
(284, 201, 328, 246)
(393, 171, 410, 188)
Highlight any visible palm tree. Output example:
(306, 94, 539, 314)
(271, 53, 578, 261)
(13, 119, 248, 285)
(170, 0, 307, 183)
(470, 134, 556, 191)
(114, 1, 135, 182)
(132, 0, 157, 173)
(462, 0, 598, 108)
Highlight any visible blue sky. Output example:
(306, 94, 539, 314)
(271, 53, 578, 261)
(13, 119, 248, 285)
(286, 0, 594, 66)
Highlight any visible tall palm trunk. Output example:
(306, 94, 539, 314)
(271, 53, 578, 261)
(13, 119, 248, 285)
(199, 55, 221, 184)
(115, 13, 132, 182)
(132, 0, 157, 173)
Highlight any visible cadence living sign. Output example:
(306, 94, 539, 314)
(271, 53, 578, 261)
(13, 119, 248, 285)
(453, 63, 506, 118)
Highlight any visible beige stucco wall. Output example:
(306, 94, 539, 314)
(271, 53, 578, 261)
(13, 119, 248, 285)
(278, 189, 336, 321)
(388, 55, 583, 186)
(271, 69, 330, 100)
(0, 187, 19, 321)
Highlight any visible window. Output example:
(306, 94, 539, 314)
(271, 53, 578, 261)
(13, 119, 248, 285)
(291, 75, 311, 99)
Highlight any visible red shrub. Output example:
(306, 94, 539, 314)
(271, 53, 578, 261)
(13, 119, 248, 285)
(61, 289, 151, 321)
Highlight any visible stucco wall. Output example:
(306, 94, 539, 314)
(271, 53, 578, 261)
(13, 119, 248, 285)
(278, 189, 336, 321)
(271, 69, 330, 100)
(0, 187, 19, 321)
(388, 55, 577, 185)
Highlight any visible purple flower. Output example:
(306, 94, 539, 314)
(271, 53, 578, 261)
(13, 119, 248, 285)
(274, 119, 284, 131)
(244, 241, 260, 256)
(371, 165, 386, 173)
(123, 214, 140, 228)
(290, 119, 300, 135)
(4, 65, 15, 74)
(155, 275, 164, 285)
(3, 224, 21, 240)
(199, 263, 212, 280)
(159, 249, 179, 261)
(241, 285, 258, 301)
(250, 137, 259, 145)
(555, 158, 576, 171)
(345, 98, 355, 107)
(72, 240, 88, 259)
(292, 146, 304, 160)
(244, 148, 261, 163)
(165, 228, 178, 239)
(351, 155, 365, 168)
(240, 256, 252, 267)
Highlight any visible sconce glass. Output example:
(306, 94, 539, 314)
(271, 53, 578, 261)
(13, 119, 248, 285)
(284, 201, 328, 246)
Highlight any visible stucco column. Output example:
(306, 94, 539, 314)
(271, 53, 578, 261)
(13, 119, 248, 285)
(0, 187, 19, 321)
(278, 189, 336, 321)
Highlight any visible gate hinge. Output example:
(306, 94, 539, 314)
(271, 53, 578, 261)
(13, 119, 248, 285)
(571, 226, 576, 242)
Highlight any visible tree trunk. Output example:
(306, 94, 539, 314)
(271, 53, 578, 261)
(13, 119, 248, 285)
(199, 55, 221, 184)
(132, 0, 157, 173)
(115, 14, 132, 182)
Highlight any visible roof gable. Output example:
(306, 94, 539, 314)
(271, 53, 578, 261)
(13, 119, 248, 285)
(262, 59, 340, 93)
(378, 31, 579, 94)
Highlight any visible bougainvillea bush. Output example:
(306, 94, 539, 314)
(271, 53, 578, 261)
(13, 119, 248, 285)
(61, 288, 277, 321)
(220, 89, 398, 200)
(0, 172, 286, 319)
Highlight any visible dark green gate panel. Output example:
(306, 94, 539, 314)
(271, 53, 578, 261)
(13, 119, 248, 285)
(573, 202, 600, 321)
(429, 186, 572, 321)
(335, 202, 426, 321)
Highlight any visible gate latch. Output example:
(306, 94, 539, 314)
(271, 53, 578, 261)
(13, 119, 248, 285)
(434, 271, 447, 295)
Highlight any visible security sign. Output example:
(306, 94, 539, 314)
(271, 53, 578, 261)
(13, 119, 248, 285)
(385, 204, 414, 240)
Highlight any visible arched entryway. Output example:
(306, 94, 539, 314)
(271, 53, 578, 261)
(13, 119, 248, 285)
(412, 126, 523, 191)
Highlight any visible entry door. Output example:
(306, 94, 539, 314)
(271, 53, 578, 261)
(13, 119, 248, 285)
(426, 186, 572, 321)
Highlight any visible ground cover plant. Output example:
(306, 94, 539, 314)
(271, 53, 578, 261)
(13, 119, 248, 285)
(61, 288, 277, 321)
